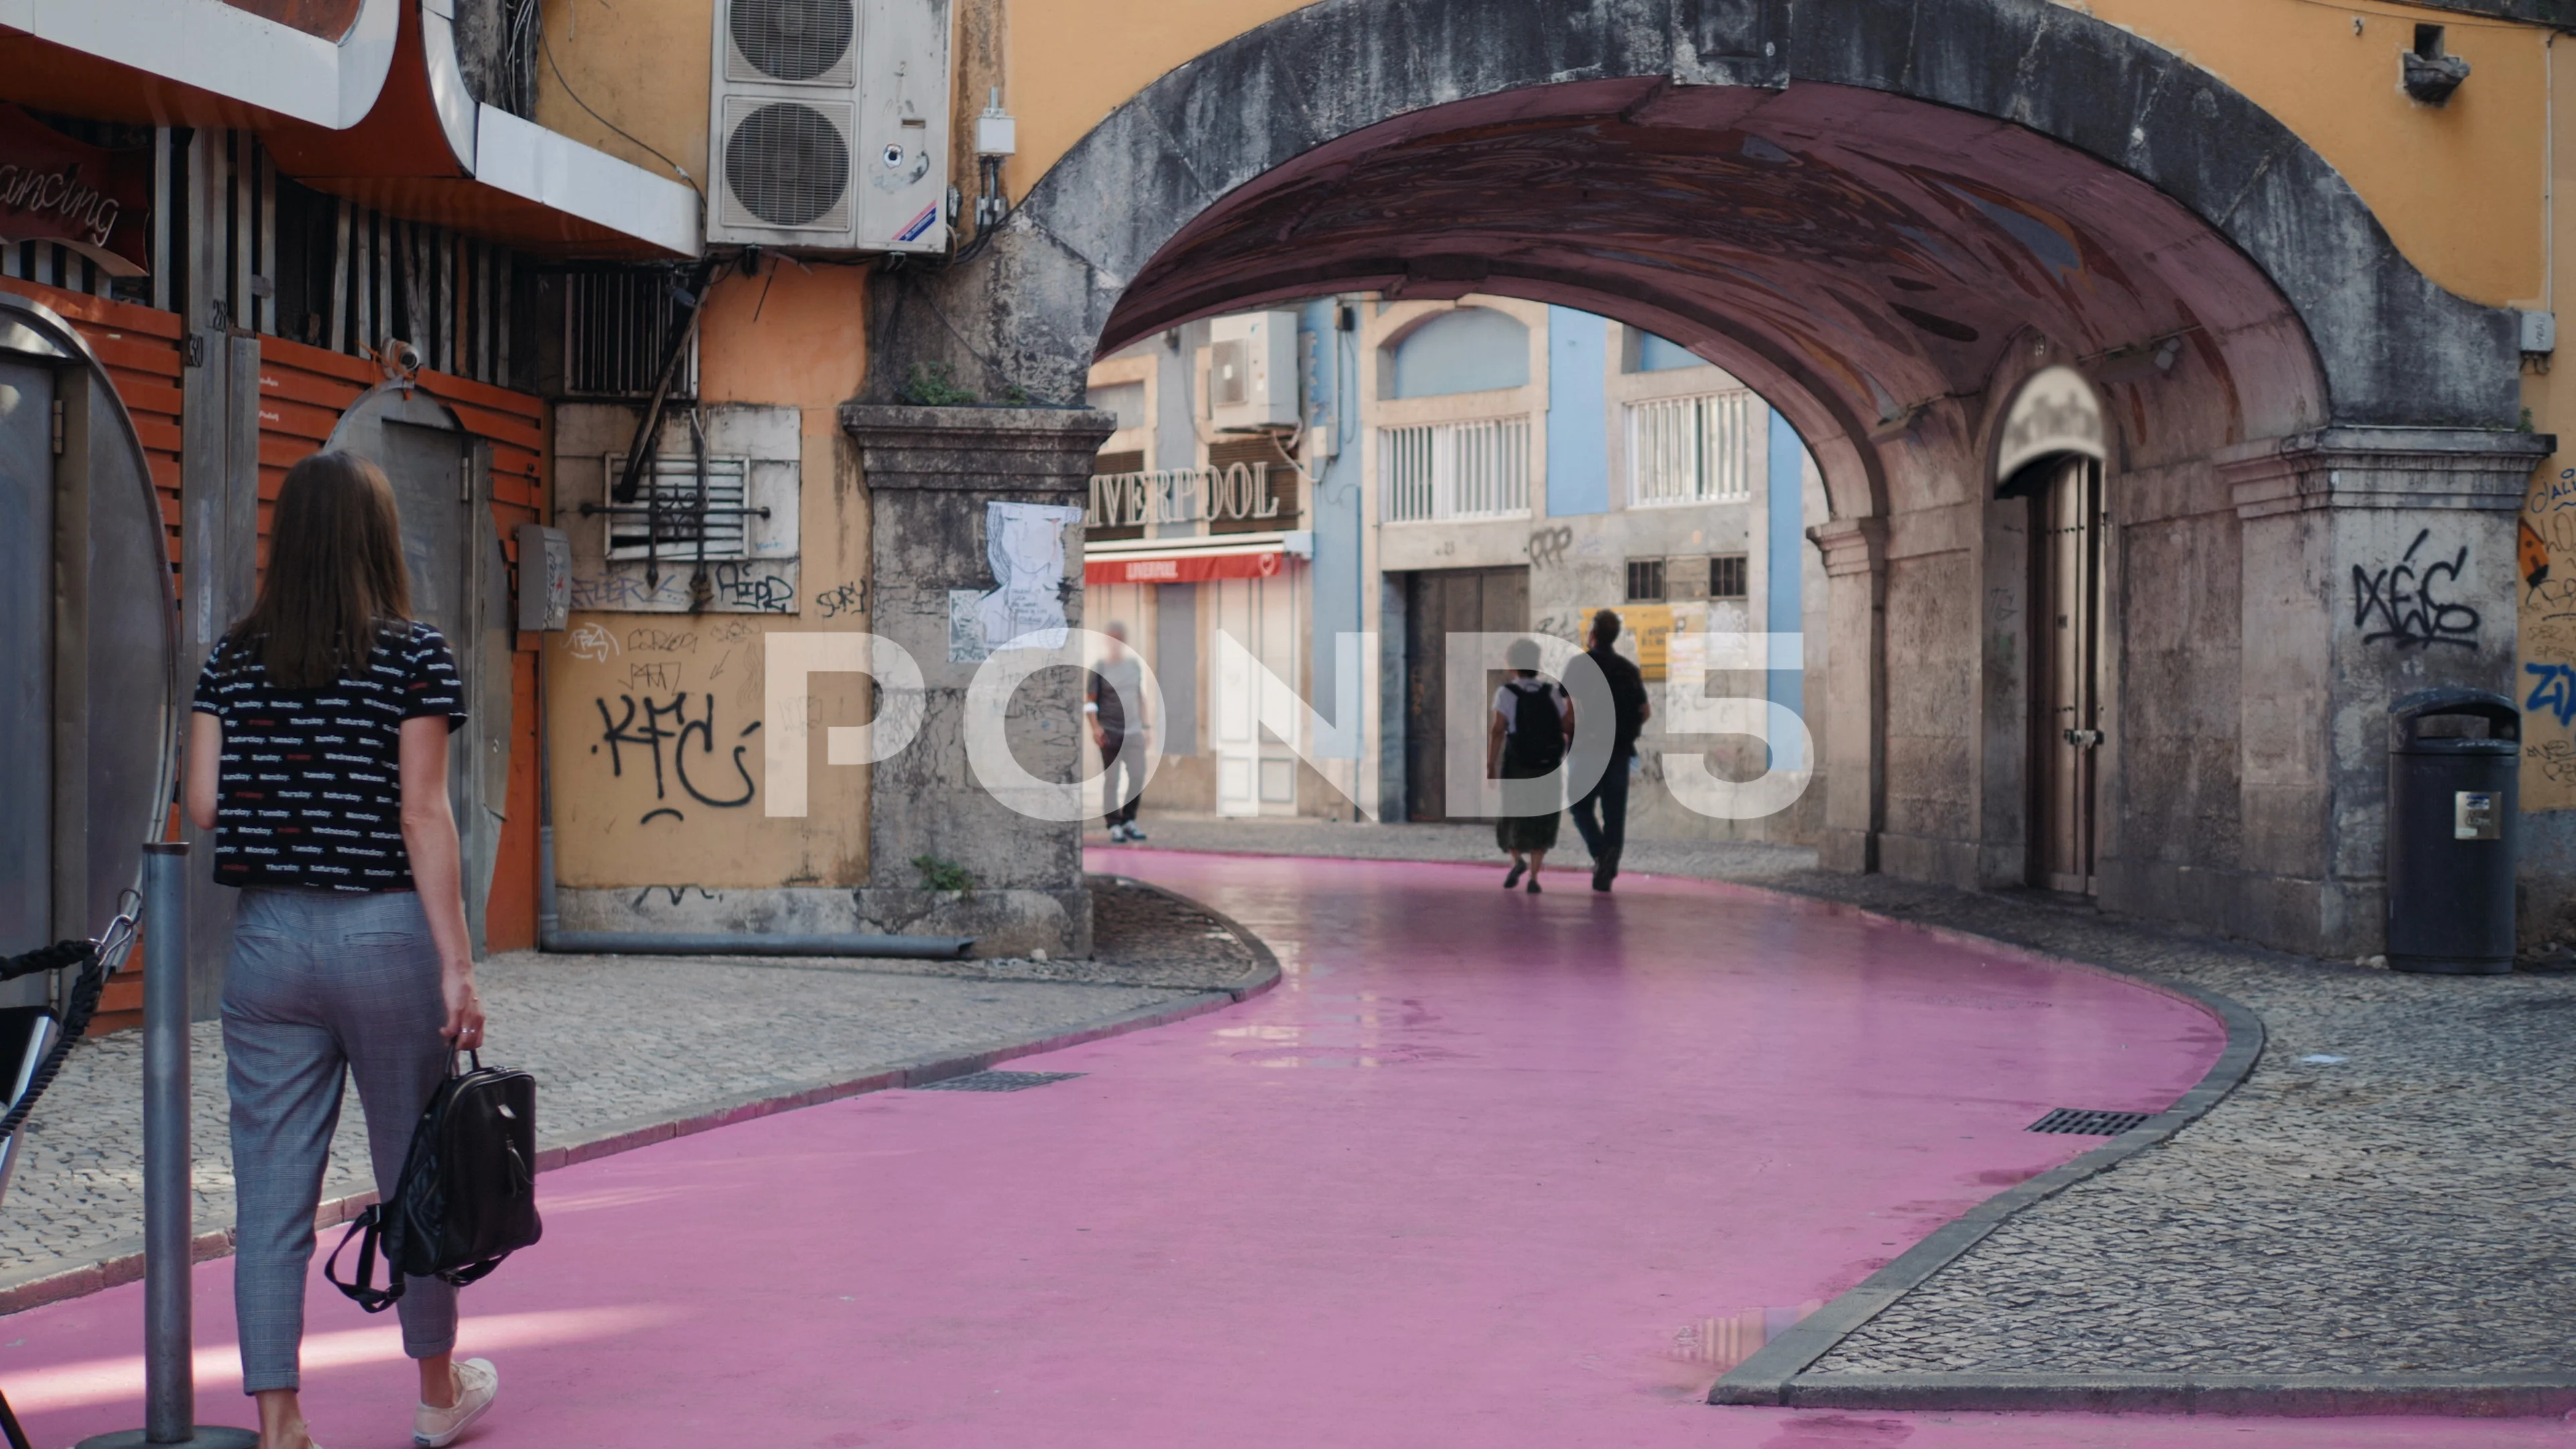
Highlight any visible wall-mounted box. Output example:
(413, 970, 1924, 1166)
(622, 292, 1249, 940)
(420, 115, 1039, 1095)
(1210, 311, 1299, 432)
(515, 523, 571, 631)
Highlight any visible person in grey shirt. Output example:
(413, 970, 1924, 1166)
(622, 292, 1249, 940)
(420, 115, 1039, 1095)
(1087, 622, 1150, 841)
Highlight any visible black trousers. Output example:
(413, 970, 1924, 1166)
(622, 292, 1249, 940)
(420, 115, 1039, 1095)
(1570, 753, 1631, 867)
(1101, 732, 1140, 828)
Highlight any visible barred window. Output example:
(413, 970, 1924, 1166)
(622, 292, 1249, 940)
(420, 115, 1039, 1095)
(1710, 554, 1748, 599)
(1627, 390, 1754, 506)
(1626, 558, 1666, 602)
(1381, 417, 1531, 522)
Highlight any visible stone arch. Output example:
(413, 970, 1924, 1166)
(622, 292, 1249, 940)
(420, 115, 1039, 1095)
(855, 0, 2551, 957)
(869, 0, 2520, 468)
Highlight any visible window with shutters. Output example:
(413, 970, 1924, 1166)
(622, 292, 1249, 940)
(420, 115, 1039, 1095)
(1627, 390, 1754, 506)
(1380, 417, 1531, 522)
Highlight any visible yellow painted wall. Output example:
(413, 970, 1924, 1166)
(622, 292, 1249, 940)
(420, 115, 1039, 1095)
(533, 0, 712, 191)
(2079, 0, 2546, 309)
(545, 261, 878, 888)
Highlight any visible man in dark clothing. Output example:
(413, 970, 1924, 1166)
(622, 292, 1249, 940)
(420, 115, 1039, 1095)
(1570, 608, 1652, 891)
(1087, 623, 1149, 842)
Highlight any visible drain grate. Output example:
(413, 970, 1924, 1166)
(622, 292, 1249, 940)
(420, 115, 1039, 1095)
(916, 1070, 1085, 1093)
(2026, 1108, 2154, 1136)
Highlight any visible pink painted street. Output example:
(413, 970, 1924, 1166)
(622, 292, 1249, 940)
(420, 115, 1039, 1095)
(3, 854, 2565, 1447)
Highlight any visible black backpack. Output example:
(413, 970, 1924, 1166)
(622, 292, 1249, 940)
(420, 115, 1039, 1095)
(1504, 680, 1566, 773)
(327, 1051, 542, 1311)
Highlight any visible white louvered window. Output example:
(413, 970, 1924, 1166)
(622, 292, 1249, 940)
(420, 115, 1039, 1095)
(1627, 391, 1755, 506)
(602, 455, 753, 560)
(1381, 417, 1532, 523)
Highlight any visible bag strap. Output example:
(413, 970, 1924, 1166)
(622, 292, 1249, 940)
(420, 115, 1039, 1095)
(322, 1208, 405, 1313)
(438, 1255, 510, 1289)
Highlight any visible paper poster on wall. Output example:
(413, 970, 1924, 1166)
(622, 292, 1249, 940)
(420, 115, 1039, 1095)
(947, 500, 1085, 661)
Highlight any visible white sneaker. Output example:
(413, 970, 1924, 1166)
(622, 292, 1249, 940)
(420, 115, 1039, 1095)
(414, 1357, 498, 1447)
(1123, 824, 1148, 842)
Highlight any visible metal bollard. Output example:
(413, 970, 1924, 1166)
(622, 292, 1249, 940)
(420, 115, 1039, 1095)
(78, 844, 258, 1448)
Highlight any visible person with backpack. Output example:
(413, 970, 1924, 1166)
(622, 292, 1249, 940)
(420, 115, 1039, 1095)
(186, 452, 500, 1449)
(1487, 637, 1576, 893)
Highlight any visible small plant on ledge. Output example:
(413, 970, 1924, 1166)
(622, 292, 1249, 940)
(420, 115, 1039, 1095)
(912, 853, 976, 896)
(897, 361, 981, 407)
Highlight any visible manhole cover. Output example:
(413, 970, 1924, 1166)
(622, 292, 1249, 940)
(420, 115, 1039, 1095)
(2026, 1108, 2153, 1135)
(916, 1071, 1085, 1093)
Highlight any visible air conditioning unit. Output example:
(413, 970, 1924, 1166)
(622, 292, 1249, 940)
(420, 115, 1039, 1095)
(1209, 311, 1299, 431)
(708, 0, 953, 254)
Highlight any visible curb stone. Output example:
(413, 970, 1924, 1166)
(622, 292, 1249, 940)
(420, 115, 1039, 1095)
(1697, 879, 2576, 1418)
(0, 889, 1282, 1320)
(1707, 887, 2267, 1409)
(1765, 1373, 2576, 1418)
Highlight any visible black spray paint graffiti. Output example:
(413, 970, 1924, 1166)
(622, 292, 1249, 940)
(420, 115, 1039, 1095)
(592, 692, 762, 824)
(1526, 526, 1574, 568)
(714, 563, 796, 612)
(814, 579, 866, 619)
(2353, 529, 2479, 649)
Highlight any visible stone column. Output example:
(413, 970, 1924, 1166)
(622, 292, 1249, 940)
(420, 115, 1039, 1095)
(1811, 517, 1886, 873)
(841, 404, 1117, 958)
(2220, 426, 2553, 957)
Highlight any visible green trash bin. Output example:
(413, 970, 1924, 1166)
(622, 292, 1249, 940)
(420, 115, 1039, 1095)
(2385, 688, 2518, 975)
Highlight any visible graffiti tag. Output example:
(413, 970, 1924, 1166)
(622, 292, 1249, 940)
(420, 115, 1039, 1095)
(2353, 529, 2478, 649)
(714, 563, 796, 612)
(626, 628, 699, 654)
(1526, 526, 1574, 569)
(814, 579, 866, 620)
(2527, 662, 2576, 729)
(567, 621, 620, 662)
(592, 692, 761, 824)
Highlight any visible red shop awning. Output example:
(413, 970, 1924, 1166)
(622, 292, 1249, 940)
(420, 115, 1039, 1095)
(1085, 542, 1303, 585)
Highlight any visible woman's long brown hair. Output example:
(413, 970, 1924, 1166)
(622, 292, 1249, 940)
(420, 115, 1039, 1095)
(229, 451, 413, 688)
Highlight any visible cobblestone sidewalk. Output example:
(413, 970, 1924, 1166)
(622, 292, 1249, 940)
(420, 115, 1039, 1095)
(0, 875, 1261, 1309)
(1109, 816, 2576, 1381)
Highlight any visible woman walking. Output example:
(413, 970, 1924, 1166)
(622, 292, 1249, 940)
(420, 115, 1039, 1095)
(186, 452, 500, 1449)
(1488, 638, 1576, 893)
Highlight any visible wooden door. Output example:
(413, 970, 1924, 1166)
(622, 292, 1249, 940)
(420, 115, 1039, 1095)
(329, 390, 511, 951)
(1402, 566, 1527, 821)
(2031, 457, 2102, 894)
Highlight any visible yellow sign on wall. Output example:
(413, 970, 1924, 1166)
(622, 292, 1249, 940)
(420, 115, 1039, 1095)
(1591, 604, 1675, 681)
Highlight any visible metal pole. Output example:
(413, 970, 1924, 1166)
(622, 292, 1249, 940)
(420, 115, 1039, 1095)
(79, 845, 256, 1448)
(141, 841, 190, 1443)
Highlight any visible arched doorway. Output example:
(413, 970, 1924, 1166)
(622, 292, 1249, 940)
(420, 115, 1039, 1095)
(1994, 366, 2108, 894)
(324, 384, 515, 953)
(861, 0, 2545, 955)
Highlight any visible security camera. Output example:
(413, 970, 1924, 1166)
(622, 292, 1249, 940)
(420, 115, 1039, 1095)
(378, 337, 421, 373)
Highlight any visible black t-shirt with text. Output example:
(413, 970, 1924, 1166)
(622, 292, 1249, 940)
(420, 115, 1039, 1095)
(190, 621, 468, 892)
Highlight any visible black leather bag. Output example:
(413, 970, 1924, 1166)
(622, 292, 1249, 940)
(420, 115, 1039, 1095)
(326, 1051, 542, 1312)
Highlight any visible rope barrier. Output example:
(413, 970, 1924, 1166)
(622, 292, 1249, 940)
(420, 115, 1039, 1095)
(0, 900, 138, 1146)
